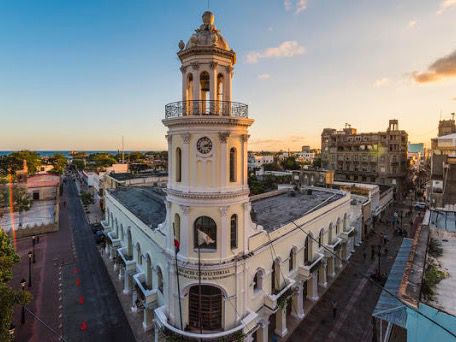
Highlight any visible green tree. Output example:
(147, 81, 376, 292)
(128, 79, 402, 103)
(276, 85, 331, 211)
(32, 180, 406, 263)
(48, 154, 67, 175)
(7, 151, 41, 175)
(312, 157, 322, 169)
(263, 162, 282, 171)
(281, 157, 300, 170)
(72, 159, 85, 171)
(12, 187, 32, 227)
(88, 153, 117, 168)
(0, 230, 32, 340)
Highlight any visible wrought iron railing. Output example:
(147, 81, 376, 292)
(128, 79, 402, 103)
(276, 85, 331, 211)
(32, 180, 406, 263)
(165, 100, 248, 119)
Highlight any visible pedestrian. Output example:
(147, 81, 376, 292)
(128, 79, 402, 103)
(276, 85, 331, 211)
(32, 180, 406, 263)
(331, 300, 338, 320)
(362, 250, 367, 262)
(383, 233, 387, 245)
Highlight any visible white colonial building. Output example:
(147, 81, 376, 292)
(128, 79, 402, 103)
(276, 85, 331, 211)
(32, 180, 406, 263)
(101, 12, 355, 341)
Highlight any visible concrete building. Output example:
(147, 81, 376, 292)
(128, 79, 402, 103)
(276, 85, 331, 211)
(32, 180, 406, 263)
(321, 120, 408, 191)
(101, 12, 356, 341)
(104, 171, 168, 190)
(248, 154, 274, 170)
(372, 209, 456, 342)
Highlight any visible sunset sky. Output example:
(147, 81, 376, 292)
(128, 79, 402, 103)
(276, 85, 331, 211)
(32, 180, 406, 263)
(1, 0, 455, 151)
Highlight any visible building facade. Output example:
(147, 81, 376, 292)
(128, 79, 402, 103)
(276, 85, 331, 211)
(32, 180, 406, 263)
(321, 120, 408, 190)
(102, 12, 355, 341)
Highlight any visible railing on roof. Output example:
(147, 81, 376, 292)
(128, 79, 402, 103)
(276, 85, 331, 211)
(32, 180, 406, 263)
(165, 100, 248, 119)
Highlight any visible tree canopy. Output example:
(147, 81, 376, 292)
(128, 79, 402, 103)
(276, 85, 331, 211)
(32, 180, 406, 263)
(0, 151, 41, 177)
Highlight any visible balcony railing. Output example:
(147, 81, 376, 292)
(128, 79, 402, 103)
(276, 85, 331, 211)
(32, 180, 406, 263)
(165, 100, 248, 119)
(298, 253, 324, 279)
(133, 273, 158, 306)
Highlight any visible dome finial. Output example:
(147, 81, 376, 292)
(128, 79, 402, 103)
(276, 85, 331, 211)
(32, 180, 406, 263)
(202, 11, 215, 26)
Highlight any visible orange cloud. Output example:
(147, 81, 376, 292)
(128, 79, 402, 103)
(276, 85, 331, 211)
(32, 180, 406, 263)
(412, 49, 456, 83)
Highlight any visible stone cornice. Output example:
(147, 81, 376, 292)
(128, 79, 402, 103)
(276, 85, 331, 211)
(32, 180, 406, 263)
(162, 116, 254, 128)
(167, 188, 250, 200)
(177, 46, 236, 64)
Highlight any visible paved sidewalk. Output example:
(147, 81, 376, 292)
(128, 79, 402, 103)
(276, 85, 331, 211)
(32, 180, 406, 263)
(288, 204, 423, 341)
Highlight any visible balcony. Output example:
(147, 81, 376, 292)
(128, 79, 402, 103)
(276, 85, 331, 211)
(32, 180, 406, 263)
(133, 273, 158, 306)
(117, 247, 136, 272)
(106, 231, 121, 248)
(164, 100, 248, 119)
(101, 220, 110, 230)
(264, 280, 295, 311)
(155, 305, 258, 341)
(340, 226, 356, 242)
(323, 238, 343, 257)
(298, 253, 324, 279)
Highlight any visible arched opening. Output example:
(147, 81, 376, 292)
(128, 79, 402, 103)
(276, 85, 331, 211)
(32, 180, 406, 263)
(127, 229, 132, 258)
(200, 71, 210, 113)
(271, 259, 280, 294)
(319, 229, 324, 248)
(157, 266, 164, 293)
(336, 218, 341, 235)
(189, 285, 223, 331)
(175, 147, 182, 183)
(120, 224, 124, 241)
(194, 216, 217, 250)
(230, 214, 237, 249)
(216, 73, 224, 113)
(136, 242, 142, 265)
(343, 213, 348, 231)
(186, 73, 193, 114)
(145, 254, 152, 289)
(174, 213, 181, 243)
(253, 269, 264, 292)
(328, 223, 333, 244)
(304, 235, 312, 265)
(229, 147, 237, 182)
(289, 248, 296, 271)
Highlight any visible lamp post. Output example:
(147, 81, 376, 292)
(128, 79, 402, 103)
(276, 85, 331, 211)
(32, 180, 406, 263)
(27, 251, 32, 288)
(20, 278, 26, 324)
(32, 236, 36, 264)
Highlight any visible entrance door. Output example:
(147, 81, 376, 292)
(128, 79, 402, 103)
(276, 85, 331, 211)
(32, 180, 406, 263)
(189, 285, 222, 331)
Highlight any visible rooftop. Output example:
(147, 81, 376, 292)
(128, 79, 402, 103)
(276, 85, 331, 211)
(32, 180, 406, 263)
(109, 186, 166, 228)
(26, 174, 60, 188)
(109, 171, 168, 182)
(251, 188, 344, 231)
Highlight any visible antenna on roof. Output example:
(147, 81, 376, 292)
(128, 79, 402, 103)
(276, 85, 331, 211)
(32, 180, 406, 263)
(121, 136, 125, 164)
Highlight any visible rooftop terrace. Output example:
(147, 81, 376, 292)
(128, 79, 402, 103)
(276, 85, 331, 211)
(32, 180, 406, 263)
(109, 186, 166, 228)
(251, 188, 344, 231)
(109, 171, 168, 182)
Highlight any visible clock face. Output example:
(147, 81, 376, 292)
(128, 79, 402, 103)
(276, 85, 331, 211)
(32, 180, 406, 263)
(197, 137, 213, 154)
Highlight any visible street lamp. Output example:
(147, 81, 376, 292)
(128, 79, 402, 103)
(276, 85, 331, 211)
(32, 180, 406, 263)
(27, 251, 32, 288)
(20, 278, 26, 324)
(32, 236, 36, 264)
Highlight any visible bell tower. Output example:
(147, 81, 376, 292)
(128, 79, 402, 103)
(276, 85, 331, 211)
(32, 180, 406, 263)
(162, 11, 254, 262)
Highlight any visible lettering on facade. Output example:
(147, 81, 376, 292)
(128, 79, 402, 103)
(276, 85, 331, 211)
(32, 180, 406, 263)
(178, 268, 232, 280)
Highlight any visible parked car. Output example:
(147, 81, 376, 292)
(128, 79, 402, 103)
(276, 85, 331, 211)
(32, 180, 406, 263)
(94, 230, 105, 244)
(90, 223, 103, 234)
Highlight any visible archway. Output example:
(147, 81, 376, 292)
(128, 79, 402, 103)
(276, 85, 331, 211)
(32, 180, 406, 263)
(188, 285, 223, 331)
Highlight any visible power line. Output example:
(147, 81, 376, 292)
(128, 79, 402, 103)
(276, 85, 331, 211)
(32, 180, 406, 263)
(24, 306, 67, 342)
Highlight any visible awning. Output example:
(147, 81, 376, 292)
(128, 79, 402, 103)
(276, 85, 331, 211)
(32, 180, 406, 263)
(372, 238, 413, 328)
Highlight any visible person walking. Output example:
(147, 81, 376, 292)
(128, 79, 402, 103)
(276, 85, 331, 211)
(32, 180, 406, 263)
(331, 300, 338, 320)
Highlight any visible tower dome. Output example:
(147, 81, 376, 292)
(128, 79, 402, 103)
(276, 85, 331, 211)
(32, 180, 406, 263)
(182, 11, 230, 51)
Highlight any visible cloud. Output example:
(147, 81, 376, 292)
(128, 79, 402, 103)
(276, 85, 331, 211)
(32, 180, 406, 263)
(437, 0, 456, 14)
(412, 49, 456, 83)
(246, 41, 305, 64)
(284, 0, 309, 14)
(258, 73, 271, 80)
(373, 78, 391, 88)
(407, 19, 417, 29)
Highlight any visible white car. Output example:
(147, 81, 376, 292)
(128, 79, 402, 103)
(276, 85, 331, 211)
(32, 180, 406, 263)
(414, 202, 427, 210)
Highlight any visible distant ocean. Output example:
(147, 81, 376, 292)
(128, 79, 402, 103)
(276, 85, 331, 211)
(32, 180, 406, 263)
(0, 151, 134, 158)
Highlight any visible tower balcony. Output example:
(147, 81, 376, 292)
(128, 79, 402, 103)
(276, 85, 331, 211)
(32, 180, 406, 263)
(165, 100, 248, 119)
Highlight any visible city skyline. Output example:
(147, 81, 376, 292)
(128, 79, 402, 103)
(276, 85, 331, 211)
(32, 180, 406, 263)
(1, 0, 455, 151)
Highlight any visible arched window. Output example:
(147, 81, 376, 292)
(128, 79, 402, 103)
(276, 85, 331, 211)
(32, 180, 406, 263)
(175, 147, 182, 182)
(200, 71, 210, 112)
(115, 218, 118, 236)
(157, 267, 164, 293)
(146, 254, 152, 289)
(289, 249, 296, 271)
(253, 269, 264, 292)
(120, 224, 124, 241)
(194, 216, 217, 250)
(136, 243, 142, 265)
(343, 213, 348, 232)
(127, 229, 132, 258)
(271, 259, 280, 294)
(229, 147, 237, 182)
(319, 229, 324, 248)
(174, 213, 181, 243)
(230, 214, 237, 249)
(189, 285, 222, 331)
(328, 223, 333, 244)
(304, 235, 312, 265)
(217, 73, 224, 102)
(336, 218, 340, 235)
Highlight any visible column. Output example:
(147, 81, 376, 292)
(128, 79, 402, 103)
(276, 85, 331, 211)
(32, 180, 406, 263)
(291, 283, 305, 320)
(192, 63, 200, 102)
(167, 135, 172, 188)
(180, 205, 190, 256)
(274, 305, 288, 337)
(257, 320, 269, 342)
(241, 135, 249, 189)
(209, 62, 217, 102)
(225, 66, 232, 102)
(123, 270, 131, 295)
(182, 134, 191, 191)
(118, 266, 123, 281)
(131, 290, 138, 312)
(219, 133, 229, 189)
(319, 263, 327, 288)
(310, 272, 319, 301)
(143, 306, 153, 331)
(220, 207, 228, 257)
(328, 257, 336, 278)
(180, 66, 187, 102)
